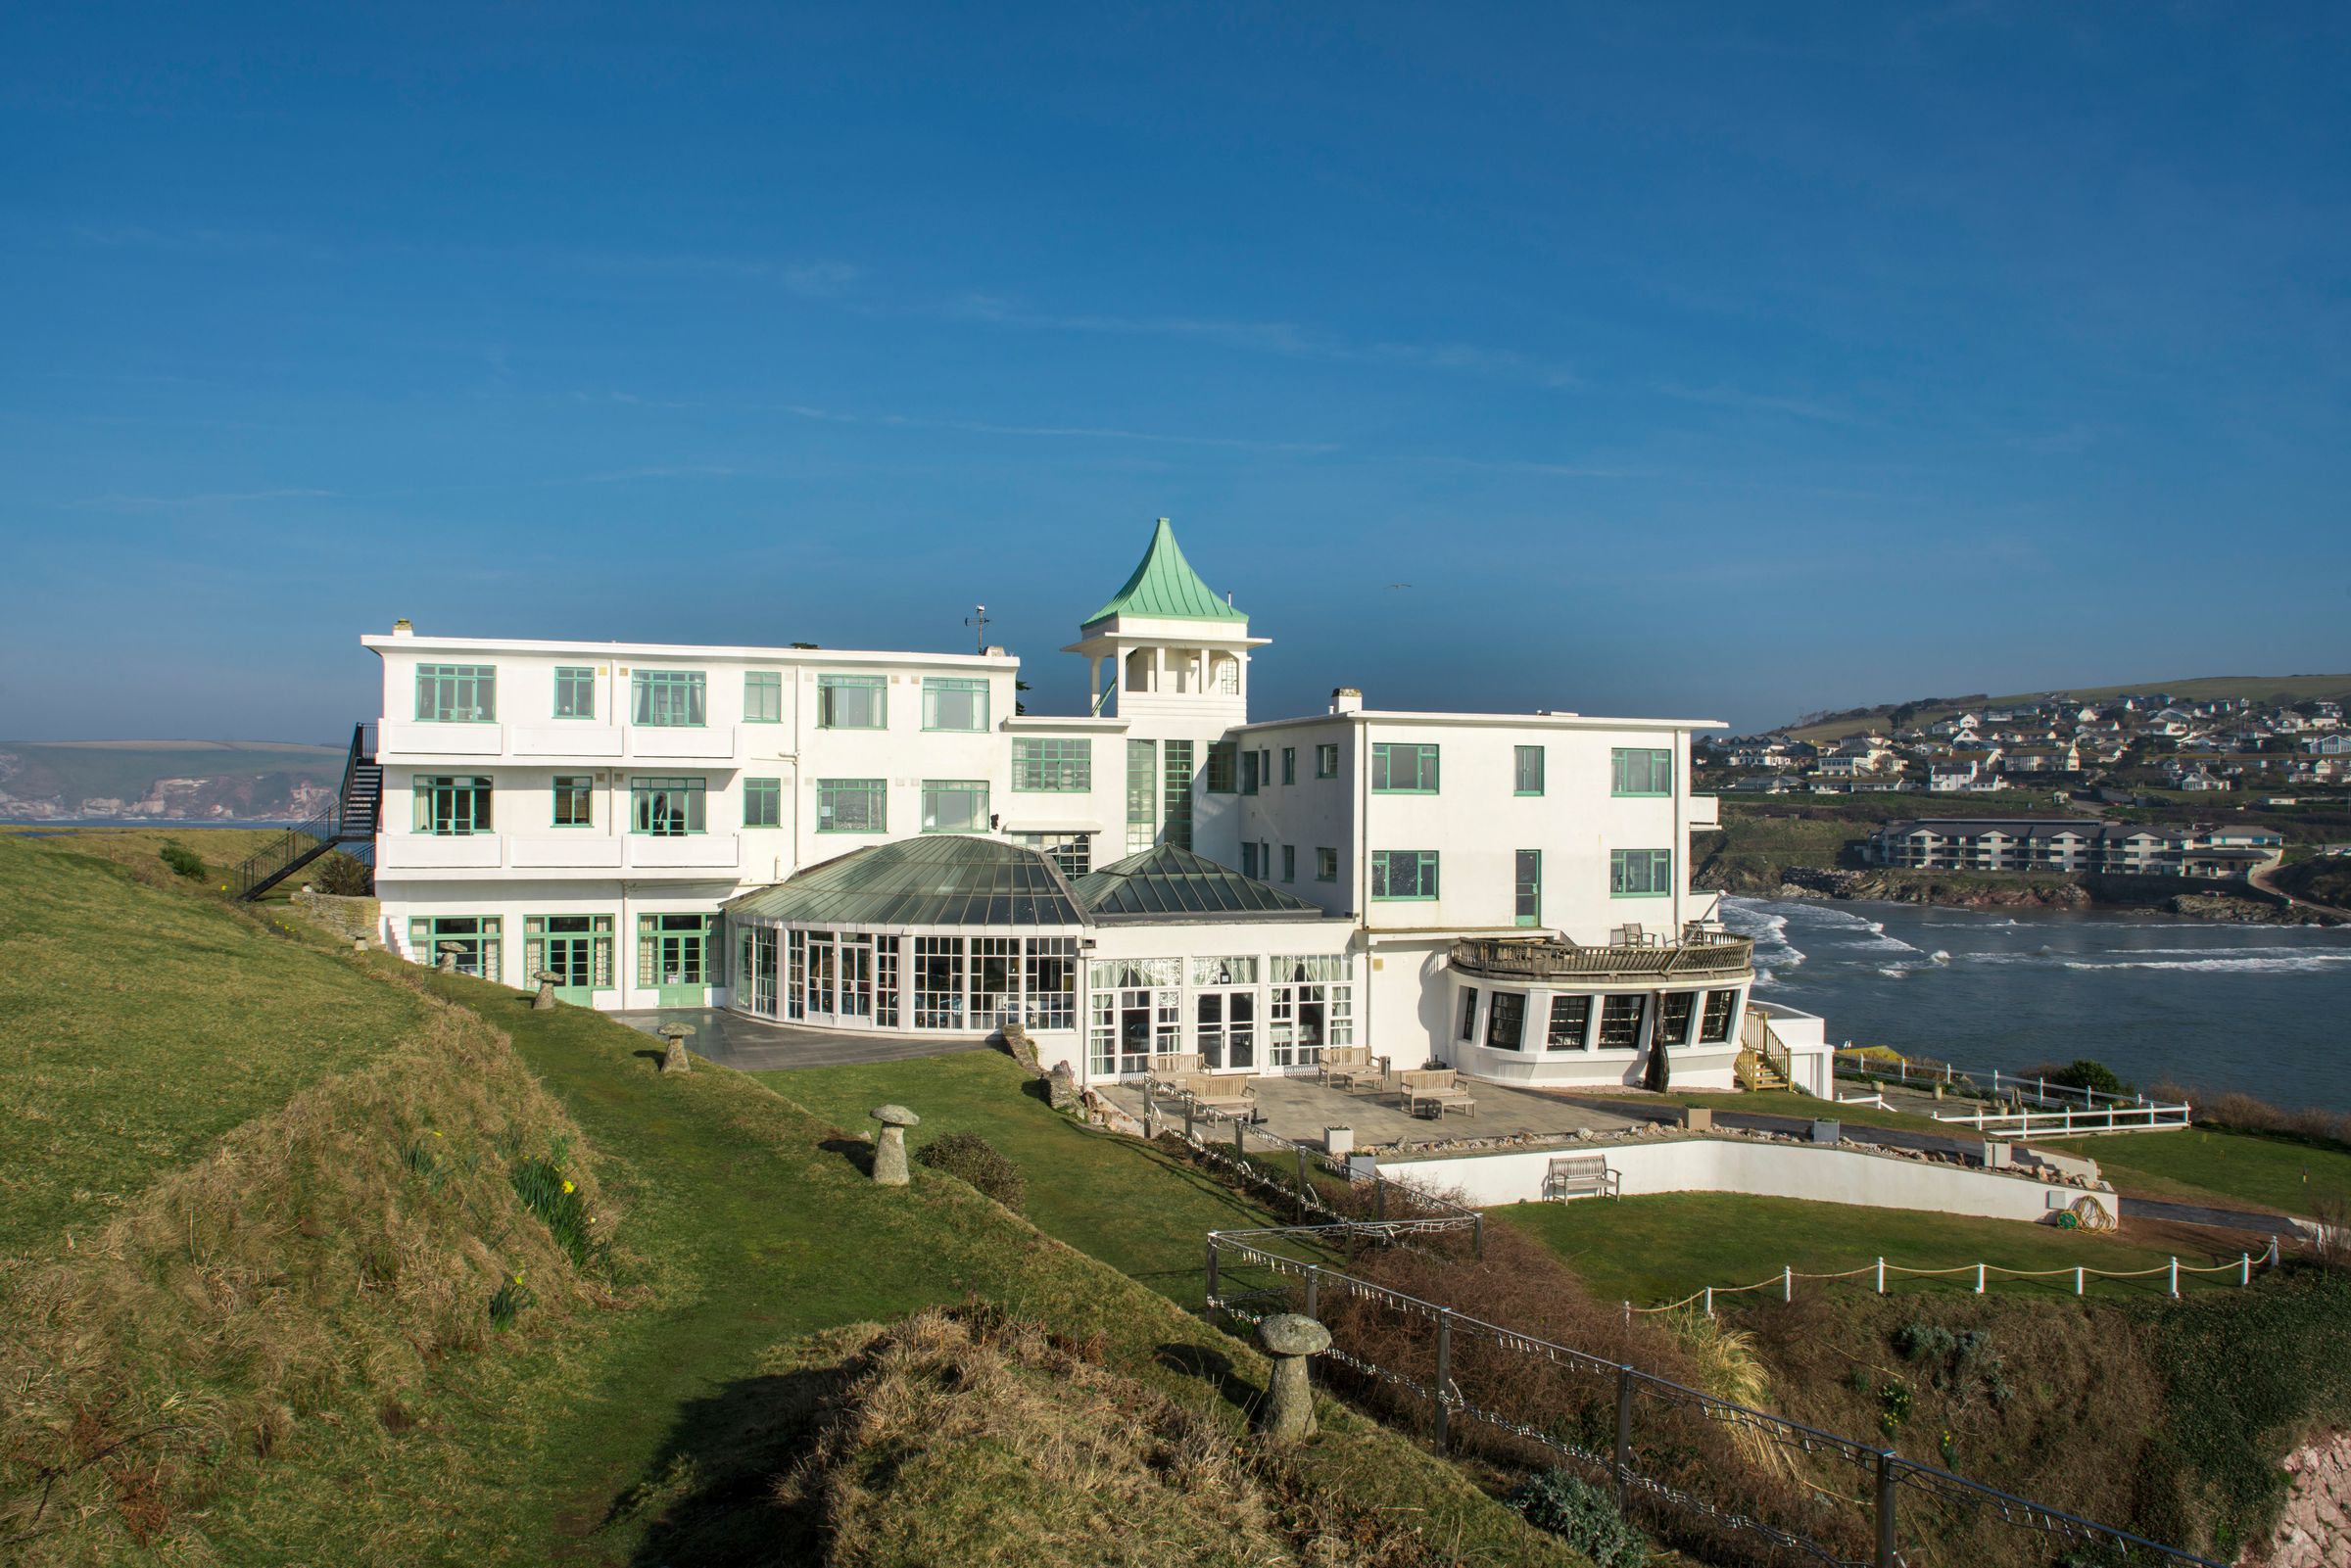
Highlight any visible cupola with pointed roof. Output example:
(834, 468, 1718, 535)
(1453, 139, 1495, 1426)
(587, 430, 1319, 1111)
(1063, 517, 1269, 725)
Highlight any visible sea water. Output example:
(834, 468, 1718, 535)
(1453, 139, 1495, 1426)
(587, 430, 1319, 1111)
(1720, 896, 2351, 1112)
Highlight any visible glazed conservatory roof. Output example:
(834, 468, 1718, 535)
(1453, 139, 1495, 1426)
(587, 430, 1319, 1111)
(725, 836, 1087, 928)
(1069, 843, 1328, 924)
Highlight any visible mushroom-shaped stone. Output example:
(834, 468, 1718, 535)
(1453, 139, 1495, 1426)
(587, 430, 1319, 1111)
(435, 940, 464, 974)
(532, 969, 563, 1011)
(657, 1022, 695, 1074)
(1256, 1313, 1332, 1440)
(870, 1104, 920, 1186)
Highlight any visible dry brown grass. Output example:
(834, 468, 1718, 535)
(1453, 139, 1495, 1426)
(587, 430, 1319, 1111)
(0, 998, 618, 1561)
(2149, 1080, 2351, 1150)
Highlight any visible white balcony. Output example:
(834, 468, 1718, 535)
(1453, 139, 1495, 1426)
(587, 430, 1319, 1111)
(378, 834, 503, 871)
(629, 725, 741, 762)
(508, 835, 624, 870)
(625, 833, 741, 872)
(380, 721, 504, 758)
(512, 724, 624, 761)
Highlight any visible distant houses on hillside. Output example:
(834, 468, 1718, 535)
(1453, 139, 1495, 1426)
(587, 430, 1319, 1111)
(1865, 818, 2285, 880)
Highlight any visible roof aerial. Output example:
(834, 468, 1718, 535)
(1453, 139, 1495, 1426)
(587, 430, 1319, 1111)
(1083, 517, 1248, 627)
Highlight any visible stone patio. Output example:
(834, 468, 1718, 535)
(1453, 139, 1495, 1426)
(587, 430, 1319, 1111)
(1099, 1072, 1644, 1153)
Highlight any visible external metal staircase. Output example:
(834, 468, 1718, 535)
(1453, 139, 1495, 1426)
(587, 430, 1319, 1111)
(231, 722, 381, 900)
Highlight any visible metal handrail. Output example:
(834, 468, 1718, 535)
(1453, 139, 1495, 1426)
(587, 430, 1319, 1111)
(230, 722, 378, 899)
(1450, 933, 1754, 981)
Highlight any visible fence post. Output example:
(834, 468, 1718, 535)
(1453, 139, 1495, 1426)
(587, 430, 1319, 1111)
(1784, 1265, 1793, 1303)
(1185, 1101, 1195, 1142)
(1234, 1117, 1247, 1156)
(2075, 1266, 2084, 1297)
(1876, 1449, 1899, 1568)
(1703, 1286, 1713, 1317)
(2169, 1257, 2180, 1299)
(1432, 1309, 1453, 1452)
(1975, 1263, 1985, 1295)
(1473, 1212, 1486, 1260)
(1622, 1300, 1632, 1327)
(1205, 1238, 1221, 1305)
(1296, 1146, 1310, 1204)
(1614, 1364, 1636, 1510)
(2240, 1253, 2250, 1287)
(1876, 1257, 1885, 1295)
(1305, 1263, 1319, 1321)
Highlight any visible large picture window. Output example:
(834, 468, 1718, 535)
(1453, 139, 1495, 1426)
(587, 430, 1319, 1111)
(1596, 994, 1646, 1049)
(1370, 742, 1439, 793)
(1011, 831, 1090, 876)
(1269, 955, 1351, 1069)
(817, 778, 886, 832)
(1012, 737, 1090, 792)
(1026, 937, 1079, 1031)
(525, 914, 613, 992)
(1611, 747, 1674, 796)
(1609, 848, 1673, 897)
(414, 664, 496, 723)
(744, 671, 783, 724)
(1486, 990, 1526, 1051)
(922, 779, 989, 833)
(1700, 988, 1742, 1044)
(637, 913, 718, 988)
(408, 915, 500, 977)
(818, 673, 887, 730)
(414, 776, 492, 835)
(1655, 991, 1698, 1048)
(552, 666, 595, 719)
(1547, 994, 1592, 1051)
(915, 936, 967, 1029)
(923, 677, 988, 732)
(630, 777, 706, 835)
(1369, 849, 1439, 900)
(632, 670, 707, 727)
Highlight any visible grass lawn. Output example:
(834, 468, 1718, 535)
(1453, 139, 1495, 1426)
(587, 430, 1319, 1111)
(2044, 1126, 2351, 1216)
(1498, 1191, 2241, 1307)
(0, 832, 429, 1255)
(769, 1052, 1281, 1300)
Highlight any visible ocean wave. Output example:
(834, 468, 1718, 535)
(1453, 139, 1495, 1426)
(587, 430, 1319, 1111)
(2057, 954, 2351, 974)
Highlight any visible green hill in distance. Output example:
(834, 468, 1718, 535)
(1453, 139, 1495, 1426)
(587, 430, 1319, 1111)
(1778, 674, 2351, 744)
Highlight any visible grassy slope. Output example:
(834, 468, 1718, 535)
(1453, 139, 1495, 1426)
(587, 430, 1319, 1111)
(1497, 1192, 2218, 1306)
(0, 832, 430, 1252)
(2043, 1126, 2351, 1215)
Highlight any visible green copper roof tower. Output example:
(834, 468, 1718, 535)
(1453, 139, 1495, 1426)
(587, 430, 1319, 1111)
(1084, 517, 1247, 627)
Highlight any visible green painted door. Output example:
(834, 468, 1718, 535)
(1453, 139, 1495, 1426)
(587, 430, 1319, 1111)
(642, 913, 717, 1006)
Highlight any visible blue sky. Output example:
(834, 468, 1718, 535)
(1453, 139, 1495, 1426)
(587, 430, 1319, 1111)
(4, 2, 2346, 741)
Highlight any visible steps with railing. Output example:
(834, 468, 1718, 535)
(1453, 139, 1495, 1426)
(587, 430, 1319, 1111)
(231, 722, 380, 900)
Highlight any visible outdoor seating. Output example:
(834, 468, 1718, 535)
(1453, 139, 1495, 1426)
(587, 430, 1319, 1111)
(1168, 1072, 1257, 1117)
(1543, 1154, 1620, 1200)
(1398, 1068, 1476, 1118)
(1315, 1044, 1388, 1091)
(1147, 1052, 1203, 1090)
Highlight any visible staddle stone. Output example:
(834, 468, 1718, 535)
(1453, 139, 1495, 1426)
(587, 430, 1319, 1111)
(435, 940, 463, 974)
(1256, 1313, 1332, 1440)
(657, 1022, 695, 1075)
(532, 970, 562, 1011)
(871, 1104, 920, 1186)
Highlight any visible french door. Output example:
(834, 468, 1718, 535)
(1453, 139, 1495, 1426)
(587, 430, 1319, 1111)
(1195, 990, 1257, 1071)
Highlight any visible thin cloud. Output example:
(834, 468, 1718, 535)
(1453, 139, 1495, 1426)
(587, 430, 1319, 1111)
(772, 402, 1335, 453)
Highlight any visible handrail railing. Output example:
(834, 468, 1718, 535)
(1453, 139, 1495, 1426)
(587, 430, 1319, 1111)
(1450, 933, 1754, 981)
(230, 722, 378, 899)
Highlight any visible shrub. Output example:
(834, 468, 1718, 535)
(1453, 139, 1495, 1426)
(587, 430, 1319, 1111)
(2039, 1059, 2129, 1097)
(917, 1131, 1026, 1212)
(311, 849, 373, 896)
(158, 840, 207, 880)
(1506, 1469, 1648, 1568)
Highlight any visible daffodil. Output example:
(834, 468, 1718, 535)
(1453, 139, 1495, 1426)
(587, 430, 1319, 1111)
(561, 1179, 574, 1194)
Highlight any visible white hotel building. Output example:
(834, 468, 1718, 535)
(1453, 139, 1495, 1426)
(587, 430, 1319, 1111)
(366, 520, 1751, 1090)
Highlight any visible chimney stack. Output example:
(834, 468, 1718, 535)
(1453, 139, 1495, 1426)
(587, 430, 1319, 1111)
(1330, 687, 1364, 715)
(392, 618, 415, 638)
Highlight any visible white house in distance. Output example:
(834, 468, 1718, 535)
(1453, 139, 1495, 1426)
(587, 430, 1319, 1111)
(365, 519, 1752, 1091)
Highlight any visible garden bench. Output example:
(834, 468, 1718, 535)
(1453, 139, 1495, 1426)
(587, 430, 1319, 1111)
(1147, 1053, 1203, 1091)
(1316, 1045, 1389, 1092)
(1168, 1073, 1257, 1117)
(1398, 1069, 1476, 1119)
(1543, 1155, 1620, 1201)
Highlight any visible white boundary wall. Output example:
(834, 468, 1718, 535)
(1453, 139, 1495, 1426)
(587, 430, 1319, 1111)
(1389, 1136, 2106, 1225)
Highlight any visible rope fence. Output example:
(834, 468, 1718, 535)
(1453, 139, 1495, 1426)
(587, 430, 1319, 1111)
(1622, 1235, 2283, 1318)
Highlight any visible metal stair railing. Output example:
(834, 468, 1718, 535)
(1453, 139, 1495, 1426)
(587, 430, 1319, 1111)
(231, 722, 378, 900)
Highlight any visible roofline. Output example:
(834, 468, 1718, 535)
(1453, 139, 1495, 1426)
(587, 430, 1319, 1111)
(1231, 709, 1726, 735)
(362, 634, 1017, 669)
(1088, 909, 1341, 926)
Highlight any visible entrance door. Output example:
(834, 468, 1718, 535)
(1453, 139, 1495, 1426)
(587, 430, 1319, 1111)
(838, 935, 874, 1025)
(546, 928, 595, 1002)
(1118, 988, 1158, 1077)
(1196, 991, 1257, 1071)
(805, 931, 838, 1021)
(644, 913, 715, 1007)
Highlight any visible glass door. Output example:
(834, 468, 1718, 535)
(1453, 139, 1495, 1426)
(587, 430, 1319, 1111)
(1195, 991, 1256, 1071)
(838, 934, 874, 1025)
(805, 931, 837, 1021)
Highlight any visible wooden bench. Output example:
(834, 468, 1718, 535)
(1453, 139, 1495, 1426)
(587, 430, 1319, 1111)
(1398, 1068, 1476, 1119)
(1168, 1073, 1257, 1117)
(1316, 1045, 1389, 1092)
(1147, 1053, 1203, 1091)
(1543, 1155, 1620, 1200)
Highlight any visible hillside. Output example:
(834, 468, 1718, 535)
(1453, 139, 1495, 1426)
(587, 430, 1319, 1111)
(1781, 673, 2351, 743)
(0, 738, 346, 821)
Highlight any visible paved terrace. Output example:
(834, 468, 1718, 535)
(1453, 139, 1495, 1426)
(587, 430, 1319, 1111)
(1098, 1073, 1645, 1153)
(615, 1008, 990, 1072)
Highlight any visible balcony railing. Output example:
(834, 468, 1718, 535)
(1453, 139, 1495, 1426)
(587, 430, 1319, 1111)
(1449, 928, 1754, 982)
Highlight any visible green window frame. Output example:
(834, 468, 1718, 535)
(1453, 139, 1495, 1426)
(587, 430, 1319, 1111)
(1609, 847, 1673, 897)
(1316, 846, 1338, 882)
(1370, 742, 1440, 793)
(1280, 747, 1296, 785)
(1514, 744, 1545, 795)
(817, 778, 886, 832)
(552, 775, 594, 828)
(638, 912, 720, 988)
(922, 677, 988, 732)
(1316, 743, 1338, 779)
(817, 673, 887, 730)
(1126, 739, 1156, 853)
(414, 664, 496, 723)
(744, 777, 782, 829)
(1611, 747, 1674, 796)
(1514, 848, 1542, 927)
(524, 914, 614, 991)
(1240, 750, 1259, 794)
(744, 671, 783, 724)
(1012, 737, 1092, 792)
(413, 775, 492, 835)
(1162, 739, 1194, 851)
(1369, 849, 1439, 900)
(630, 777, 706, 835)
(632, 670, 707, 727)
(1206, 741, 1237, 793)
(408, 915, 501, 977)
(1281, 844, 1296, 882)
(922, 779, 990, 833)
(552, 666, 596, 720)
